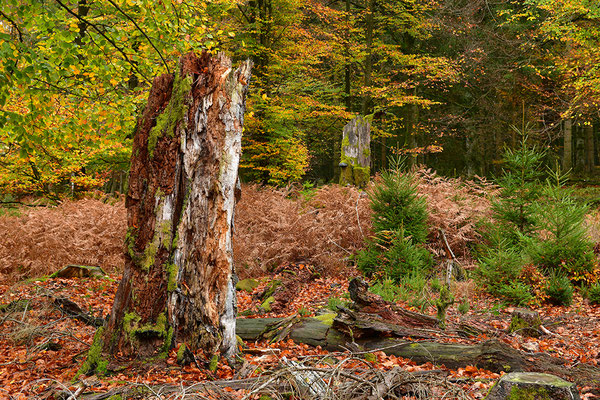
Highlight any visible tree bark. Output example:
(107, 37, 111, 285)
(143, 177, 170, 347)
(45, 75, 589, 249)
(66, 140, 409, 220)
(81, 52, 252, 374)
(361, 0, 374, 116)
(340, 116, 371, 187)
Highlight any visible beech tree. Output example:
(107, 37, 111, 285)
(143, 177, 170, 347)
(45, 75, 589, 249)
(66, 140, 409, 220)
(80, 52, 252, 374)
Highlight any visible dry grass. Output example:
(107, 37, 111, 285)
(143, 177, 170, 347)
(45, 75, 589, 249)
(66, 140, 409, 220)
(417, 169, 497, 268)
(0, 199, 126, 283)
(0, 174, 505, 284)
(234, 184, 371, 278)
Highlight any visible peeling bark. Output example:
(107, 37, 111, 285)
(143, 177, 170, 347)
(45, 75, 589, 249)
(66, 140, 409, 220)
(85, 52, 252, 373)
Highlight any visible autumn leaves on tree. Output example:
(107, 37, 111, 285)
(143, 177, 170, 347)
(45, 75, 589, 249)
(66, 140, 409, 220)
(2, 1, 600, 192)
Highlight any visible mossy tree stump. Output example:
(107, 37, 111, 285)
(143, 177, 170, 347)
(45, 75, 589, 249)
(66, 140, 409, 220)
(339, 116, 371, 188)
(486, 372, 580, 400)
(81, 52, 252, 375)
(509, 308, 542, 337)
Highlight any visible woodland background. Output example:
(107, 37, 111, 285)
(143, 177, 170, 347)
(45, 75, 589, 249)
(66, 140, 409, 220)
(2, 1, 600, 399)
(1, 0, 600, 197)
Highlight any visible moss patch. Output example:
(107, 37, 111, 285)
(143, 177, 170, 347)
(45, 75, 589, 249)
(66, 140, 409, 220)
(78, 327, 108, 376)
(125, 227, 141, 265)
(260, 296, 275, 312)
(166, 263, 178, 292)
(352, 166, 370, 188)
(124, 312, 169, 341)
(148, 72, 193, 158)
(261, 280, 282, 300)
(313, 313, 336, 327)
(208, 354, 219, 372)
(176, 343, 187, 364)
(236, 278, 259, 293)
(508, 386, 550, 399)
(122, 311, 173, 360)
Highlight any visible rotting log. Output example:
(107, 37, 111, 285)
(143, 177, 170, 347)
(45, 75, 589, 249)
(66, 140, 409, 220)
(81, 52, 252, 375)
(236, 317, 600, 390)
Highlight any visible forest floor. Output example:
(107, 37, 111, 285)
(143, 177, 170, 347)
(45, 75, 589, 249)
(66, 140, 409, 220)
(1, 264, 599, 399)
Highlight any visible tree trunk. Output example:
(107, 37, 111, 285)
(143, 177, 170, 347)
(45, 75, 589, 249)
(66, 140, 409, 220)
(585, 122, 594, 173)
(407, 88, 419, 168)
(361, 0, 374, 116)
(344, 0, 352, 112)
(81, 52, 252, 375)
(340, 116, 371, 187)
(563, 118, 572, 171)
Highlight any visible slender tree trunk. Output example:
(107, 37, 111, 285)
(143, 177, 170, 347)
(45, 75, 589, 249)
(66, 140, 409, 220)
(344, 0, 352, 112)
(75, 0, 89, 47)
(563, 118, 572, 171)
(585, 122, 594, 173)
(361, 0, 374, 116)
(81, 52, 252, 375)
(407, 88, 418, 168)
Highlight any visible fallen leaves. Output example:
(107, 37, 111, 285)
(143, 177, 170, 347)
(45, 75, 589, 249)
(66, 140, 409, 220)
(2, 268, 599, 398)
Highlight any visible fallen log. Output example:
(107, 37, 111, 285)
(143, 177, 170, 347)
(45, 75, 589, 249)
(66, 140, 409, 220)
(236, 316, 600, 391)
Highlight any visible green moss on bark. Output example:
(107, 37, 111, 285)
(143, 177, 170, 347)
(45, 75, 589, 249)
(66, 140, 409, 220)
(124, 312, 169, 341)
(352, 166, 370, 188)
(166, 263, 178, 291)
(176, 343, 187, 364)
(148, 72, 193, 158)
(78, 327, 108, 376)
(208, 354, 219, 372)
(125, 227, 140, 265)
(260, 296, 275, 312)
(122, 311, 173, 360)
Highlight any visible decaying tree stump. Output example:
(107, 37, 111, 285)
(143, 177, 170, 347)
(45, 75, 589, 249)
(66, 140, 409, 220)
(80, 52, 252, 374)
(509, 308, 542, 337)
(339, 116, 371, 188)
(486, 372, 580, 400)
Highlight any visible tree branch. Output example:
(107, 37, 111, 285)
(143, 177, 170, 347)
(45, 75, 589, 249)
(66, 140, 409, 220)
(104, 0, 170, 74)
(53, 0, 151, 84)
(0, 10, 23, 42)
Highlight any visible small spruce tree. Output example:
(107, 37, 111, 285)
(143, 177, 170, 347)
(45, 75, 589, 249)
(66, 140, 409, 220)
(488, 132, 546, 248)
(478, 132, 596, 304)
(356, 160, 432, 282)
(526, 166, 595, 277)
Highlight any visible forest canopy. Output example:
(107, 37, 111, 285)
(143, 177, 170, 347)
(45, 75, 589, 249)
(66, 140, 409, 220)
(1, 0, 600, 198)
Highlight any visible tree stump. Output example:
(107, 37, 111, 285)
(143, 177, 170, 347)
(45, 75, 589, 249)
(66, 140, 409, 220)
(339, 116, 370, 188)
(80, 52, 252, 374)
(509, 308, 542, 337)
(486, 372, 580, 400)
(50, 265, 106, 279)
